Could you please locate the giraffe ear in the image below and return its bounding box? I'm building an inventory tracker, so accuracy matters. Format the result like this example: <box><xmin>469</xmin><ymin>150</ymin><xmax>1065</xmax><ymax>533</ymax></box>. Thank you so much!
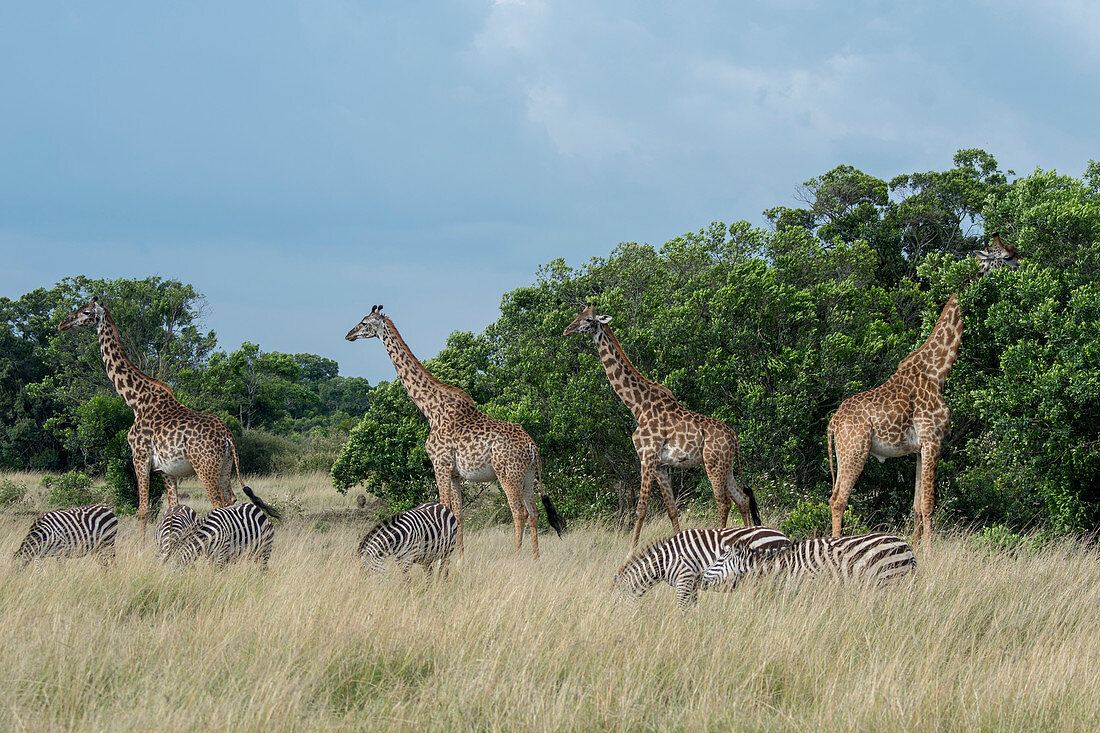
<box><xmin>594</xmin><ymin>314</ymin><xmax>612</xmax><ymax>324</ymax></box>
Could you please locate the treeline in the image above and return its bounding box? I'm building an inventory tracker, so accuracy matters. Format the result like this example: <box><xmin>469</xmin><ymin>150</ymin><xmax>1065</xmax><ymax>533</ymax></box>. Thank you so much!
<box><xmin>333</xmin><ymin>150</ymin><xmax>1100</xmax><ymax>534</ymax></box>
<box><xmin>3</xmin><ymin>150</ymin><xmax>1098</xmax><ymax>534</ymax></box>
<box><xmin>0</xmin><ymin>275</ymin><xmax>370</xmax><ymax>480</ymax></box>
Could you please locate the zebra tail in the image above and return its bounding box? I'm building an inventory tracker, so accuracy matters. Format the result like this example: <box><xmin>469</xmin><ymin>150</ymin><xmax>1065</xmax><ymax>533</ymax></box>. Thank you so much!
<box><xmin>242</xmin><ymin>486</ymin><xmax>282</xmax><ymax>520</ymax></box>
<box><xmin>541</xmin><ymin>495</ymin><xmax>566</xmax><ymax>538</ymax></box>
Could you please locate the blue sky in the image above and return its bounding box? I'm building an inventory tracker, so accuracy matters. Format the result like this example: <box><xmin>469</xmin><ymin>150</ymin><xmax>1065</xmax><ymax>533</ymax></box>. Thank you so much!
<box><xmin>2</xmin><ymin>1</ymin><xmax>1096</xmax><ymax>382</ymax></box>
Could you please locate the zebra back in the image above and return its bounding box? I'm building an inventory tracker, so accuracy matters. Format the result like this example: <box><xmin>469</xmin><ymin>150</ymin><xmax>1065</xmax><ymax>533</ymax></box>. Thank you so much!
<box><xmin>155</xmin><ymin>504</ymin><xmax>199</xmax><ymax>563</ymax></box>
<box><xmin>357</xmin><ymin>502</ymin><xmax>457</xmax><ymax>574</ymax></box>
<box><xmin>773</xmin><ymin>532</ymin><xmax>916</xmax><ymax>584</ymax></box>
<box><xmin>176</xmin><ymin>500</ymin><xmax>275</xmax><ymax>570</ymax></box>
<box><xmin>615</xmin><ymin>526</ymin><xmax>791</xmax><ymax>608</ymax></box>
<box><xmin>14</xmin><ymin>505</ymin><xmax>118</xmax><ymax>567</ymax></box>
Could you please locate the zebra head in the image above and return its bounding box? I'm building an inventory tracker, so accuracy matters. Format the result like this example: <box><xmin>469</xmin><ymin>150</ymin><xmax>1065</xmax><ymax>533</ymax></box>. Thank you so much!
<box><xmin>173</xmin><ymin>529</ymin><xmax>209</xmax><ymax>568</ymax></box>
<box><xmin>12</xmin><ymin>528</ymin><xmax>46</xmax><ymax>568</ymax></box>
<box><xmin>700</xmin><ymin>541</ymin><xmax>756</xmax><ymax>588</ymax></box>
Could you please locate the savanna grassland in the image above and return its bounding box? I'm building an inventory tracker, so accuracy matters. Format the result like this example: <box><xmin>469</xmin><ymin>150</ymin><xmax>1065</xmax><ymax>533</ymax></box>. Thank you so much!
<box><xmin>1</xmin><ymin>473</ymin><xmax>1099</xmax><ymax>732</ymax></box>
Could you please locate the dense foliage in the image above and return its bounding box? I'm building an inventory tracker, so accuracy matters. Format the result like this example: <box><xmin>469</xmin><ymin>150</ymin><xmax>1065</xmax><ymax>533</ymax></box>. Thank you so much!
<box><xmin>334</xmin><ymin>151</ymin><xmax>1100</xmax><ymax>533</ymax></box>
<box><xmin>4</xmin><ymin>151</ymin><xmax>1098</xmax><ymax>533</ymax></box>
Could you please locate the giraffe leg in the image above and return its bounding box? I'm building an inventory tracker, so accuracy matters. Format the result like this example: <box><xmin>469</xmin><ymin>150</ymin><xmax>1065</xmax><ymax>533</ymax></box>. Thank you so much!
<box><xmin>829</xmin><ymin>427</ymin><xmax>871</xmax><ymax>537</ymax></box>
<box><xmin>449</xmin><ymin>473</ymin><xmax>465</xmax><ymax>558</ymax></box>
<box><xmin>632</xmin><ymin>454</ymin><xmax>658</xmax><ymax>550</ymax></box>
<box><xmin>502</xmin><ymin>478</ymin><xmax>527</xmax><ymax>555</ymax></box>
<box><xmin>195</xmin><ymin>462</ymin><xmax>230</xmax><ymax>510</ymax></box>
<box><xmin>914</xmin><ymin>441</ymin><xmax>941</xmax><ymax>548</ymax></box>
<box><xmin>163</xmin><ymin>475</ymin><xmax>180</xmax><ymax>508</ymax></box>
<box><xmin>131</xmin><ymin>448</ymin><xmax>152</xmax><ymax>543</ymax></box>
<box><xmin>654</xmin><ymin>466</ymin><xmax>681</xmax><ymax>535</ymax></box>
<box><xmin>430</xmin><ymin>457</ymin><xmax>461</xmax><ymax>555</ymax></box>
<box><xmin>523</xmin><ymin>482</ymin><xmax>540</xmax><ymax>561</ymax></box>
<box><xmin>701</xmin><ymin>453</ymin><xmax>733</xmax><ymax>527</ymax></box>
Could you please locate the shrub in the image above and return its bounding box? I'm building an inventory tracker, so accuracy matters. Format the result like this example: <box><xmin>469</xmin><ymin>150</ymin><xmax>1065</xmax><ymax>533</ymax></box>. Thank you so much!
<box><xmin>236</xmin><ymin>429</ymin><xmax>300</xmax><ymax>474</ymax></box>
<box><xmin>780</xmin><ymin>499</ymin><xmax>867</xmax><ymax>541</ymax></box>
<box><xmin>43</xmin><ymin>470</ymin><xmax>102</xmax><ymax>507</ymax></box>
<box><xmin>971</xmin><ymin>524</ymin><xmax>1057</xmax><ymax>555</ymax></box>
<box><xmin>0</xmin><ymin>478</ymin><xmax>28</xmax><ymax>506</ymax></box>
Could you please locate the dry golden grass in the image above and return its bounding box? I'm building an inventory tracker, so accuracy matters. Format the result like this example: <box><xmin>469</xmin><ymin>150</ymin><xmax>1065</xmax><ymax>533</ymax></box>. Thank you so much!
<box><xmin>1</xmin><ymin>473</ymin><xmax>1099</xmax><ymax>731</ymax></box>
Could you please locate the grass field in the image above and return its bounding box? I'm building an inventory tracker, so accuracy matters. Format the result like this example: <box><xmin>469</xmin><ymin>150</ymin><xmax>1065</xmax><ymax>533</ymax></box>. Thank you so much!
<box><xmin>1</xmin><ymin>472</ymin><xmax>1099</xmax><ymax>731</ymax></box>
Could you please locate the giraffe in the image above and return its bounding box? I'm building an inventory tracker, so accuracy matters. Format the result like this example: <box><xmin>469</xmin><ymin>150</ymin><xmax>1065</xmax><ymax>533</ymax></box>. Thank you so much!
<box><xmin>345</xmin><ymin>305</ymin><xmax>564</xmax><ymax>558</ymax></box>
<box><xmin>563</xmin><ymin>305</ymin><xmax>760</xmax><ymax>552</ymax></box>
<box><xmin>827</xmin><ymin>235</ymin><xmax>1021</xmax><ymax>546</ymax></box>
<box><xmin>58</xmin><ymin>297</ymin><xmax>246</xmax><ymax>540</ymax></box>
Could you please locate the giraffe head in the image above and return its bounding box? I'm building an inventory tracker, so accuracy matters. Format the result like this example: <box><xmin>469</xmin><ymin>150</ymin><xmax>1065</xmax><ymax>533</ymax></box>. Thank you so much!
<box><xmin>345</xmin><ymin>304</ymin><xmax>387</xmax><ymax>341</ymax></box>
<box><xmin>562</xmin><ymin>304</ymin><xmax>612</xmax><ymax>337</ymax></box>
<box><xmin>976</xmin><ymin>233</ymin><xmax>1020</xmax><ymax>275</ymax></box>
<box><xmin>58</xmin><ymin>296</ymin><xmax>104</xmax><ymax>332</ymax></box>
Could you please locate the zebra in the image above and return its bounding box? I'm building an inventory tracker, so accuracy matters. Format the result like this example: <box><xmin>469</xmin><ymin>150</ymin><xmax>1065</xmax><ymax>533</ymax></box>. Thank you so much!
<box><xmin>175</xmin><ymin>487</ymin><xmax>280</xmax><ymax>570</ymax></box>
<box><xmin>154</xmin><ymin>504</ymin><xmax>199</xmax><ymax>563</ymax></box>
<box><xmin>701</xmin><ymin>531</ymin><xmax>917</xmax><ymax>589</ymax></box>
<box><xmin>357</xmin><ymin>502</ymin><xmax>457</xmax><ymax>580</ymax></box>
<box><xmin>612</xmin><ymin>526</ymin><xmax>791</xmax><ymax>610</ymax></box>
<box><xmin>13</xmin><ymin>505</ymin><xmax>119</xmax><ymax>568</ymax></box>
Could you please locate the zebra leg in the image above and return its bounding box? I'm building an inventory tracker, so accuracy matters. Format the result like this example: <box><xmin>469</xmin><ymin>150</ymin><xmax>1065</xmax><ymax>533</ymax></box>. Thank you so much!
<box><xmin>673</xmin><ymin>566</ymin><xmax>700</xmax><ymax>611</ymax></box>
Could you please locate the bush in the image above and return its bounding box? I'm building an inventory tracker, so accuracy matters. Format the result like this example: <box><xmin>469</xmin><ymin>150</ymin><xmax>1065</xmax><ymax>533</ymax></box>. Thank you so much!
<box><xmin>971</xmin><ymin>524</ymin><xmax>1057</xmax><ymax>555</ymax></box>
<box><xmin>780</xmin><ymin>499</ymin><xmax>867</xmax><ymax>541</ymax></box>
<box><xmin>43</xmin><ymin>470</ymin><xmax>102</xmax><ymax>507</ymax></box>
<box><xmin>236</xmin><ymin>429</ymin><xmax>300</xmax><ymax>474</ymax></box>
<box><xmin>0</xmin><ymin>478</ymin><xmax>27</xmax><ymax>506</ymax></box>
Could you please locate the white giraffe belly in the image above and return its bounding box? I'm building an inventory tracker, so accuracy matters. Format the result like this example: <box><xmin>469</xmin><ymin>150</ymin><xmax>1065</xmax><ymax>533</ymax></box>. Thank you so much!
<box><xmin>658</xmin><ymin>442</ymin><xmax>702</xmax><ymax>468</ymax></box>
<box><xmin>153</xmin><ymin>449</ymin><xmax>195</xmax><ymax>478</ymax></box>
<box><xmin>456</xmin><ymin>461</ymin><xmax>496</xmax><ymax>483</ymax></box>
<box><xmin>869</xmin><ymin>426</ymin><xmax>920</xmax><ymax>461</ymax></box>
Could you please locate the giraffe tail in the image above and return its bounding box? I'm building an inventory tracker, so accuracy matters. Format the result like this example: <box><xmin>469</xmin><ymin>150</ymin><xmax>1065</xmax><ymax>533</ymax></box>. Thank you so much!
<box><xmin>243</xmin><ymin>486</ymin><xmax>282</xmax><ymax>521</ymax></box>
<box><xmin>745</xmin><ymin>486</ymin><xmax>762</xmax><ymax>526</ymax></box>
<box><xmin>542</xmin><ymin>495</ymin><xmax>566</xmax><ymax>538</ymax></box>
<box><xmin>534</xmin><ymin>446</ymin><xmax>566</xmax><ymax>538</ymax></box>
<box><xmin>227</xmin><ymin>436</ymin><xmax>248</xmax><ymax>493</ymax></box>
<box><xmin>734</xmin><ymin>433</ymin><xmax>762</xmax><ymax>525</ymax></box>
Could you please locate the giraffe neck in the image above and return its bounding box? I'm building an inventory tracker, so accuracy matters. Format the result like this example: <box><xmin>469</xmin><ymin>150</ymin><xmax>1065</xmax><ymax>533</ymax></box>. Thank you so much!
<box><xmin>378</xmin><ymin>316</ymin><xmax>473</xmax><ymax>425</ymax></box>
<box><xmin>96</xmin><ymin>308</ymin><xmax>172</xmax><ymax>414</ymax></box>
<box><xmin>592</xmin><ymin>326</ymin><xmax>673</xmax><ymax>422</ymax></box>
<box><xmin>897</xmin><ymin>294</ymin><xmax>962</xmax><ymax>389</ymax></box>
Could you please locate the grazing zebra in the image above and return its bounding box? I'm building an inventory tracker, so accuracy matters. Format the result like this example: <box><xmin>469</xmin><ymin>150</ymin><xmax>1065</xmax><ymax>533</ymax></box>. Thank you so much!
<box><xmin>358</xmin><ymin>502</ymin><xmax>457</xmax><ymax>580</ymax></box>
<box><xmin>702</xmin><ymin>531</ymin><xmax>917</xmax><ymax>589</ymax></box>
<box><xmin>175</xmin><ymin>487</ymin><xmax>280</xmax><ymax>570</ymax></box>
<box><xmin>13</xmin><ymin>505</ymin><xmax>119</xmax><ymax>568</ymax></box>
<box><xmin>155</xmin><ymin>504</ymin><xmax>199</xmax><ymax>563</ymax></box>
<box><xmin>613</xmin><ymin>526</ymin><xmax>791</xmax><ymax>610</ymax></box>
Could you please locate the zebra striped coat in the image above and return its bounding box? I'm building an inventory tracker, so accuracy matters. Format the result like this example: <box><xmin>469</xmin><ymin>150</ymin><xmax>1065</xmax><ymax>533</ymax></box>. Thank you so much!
<box><xmin>613</xmin><ymin>527</ymin><xmax>791</xmax><ymax>610</ymax></box>
<box><xmin>358</xmin><ymin>502</ymin><xmax>457</xmax><ymax>579</ymax></box>
<box><xmin>13</xmin><ymin>505</ymin><xmax>119</xmax><ymax>568</ymax></box>
<box><xmin>155</xmin><ymin>504</ymin><xmax>199</xmax><ymax>563</ymax></box>
<box><xmin>176</xmin><ymin>488</ymin><xmax>279</xmax><ymax>570</ymax></box>
<box><xmin>702</xmin><ymin>531</ymin><xmax>917</xmax><ymax>588</ymax></box>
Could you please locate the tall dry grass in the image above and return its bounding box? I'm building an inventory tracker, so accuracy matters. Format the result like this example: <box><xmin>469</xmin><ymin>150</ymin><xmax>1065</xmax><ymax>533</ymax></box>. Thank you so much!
<box><xmin>1</xmin><ymin>478</ymin><xmax>1098</xmax><ymax>731</ymax></box>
